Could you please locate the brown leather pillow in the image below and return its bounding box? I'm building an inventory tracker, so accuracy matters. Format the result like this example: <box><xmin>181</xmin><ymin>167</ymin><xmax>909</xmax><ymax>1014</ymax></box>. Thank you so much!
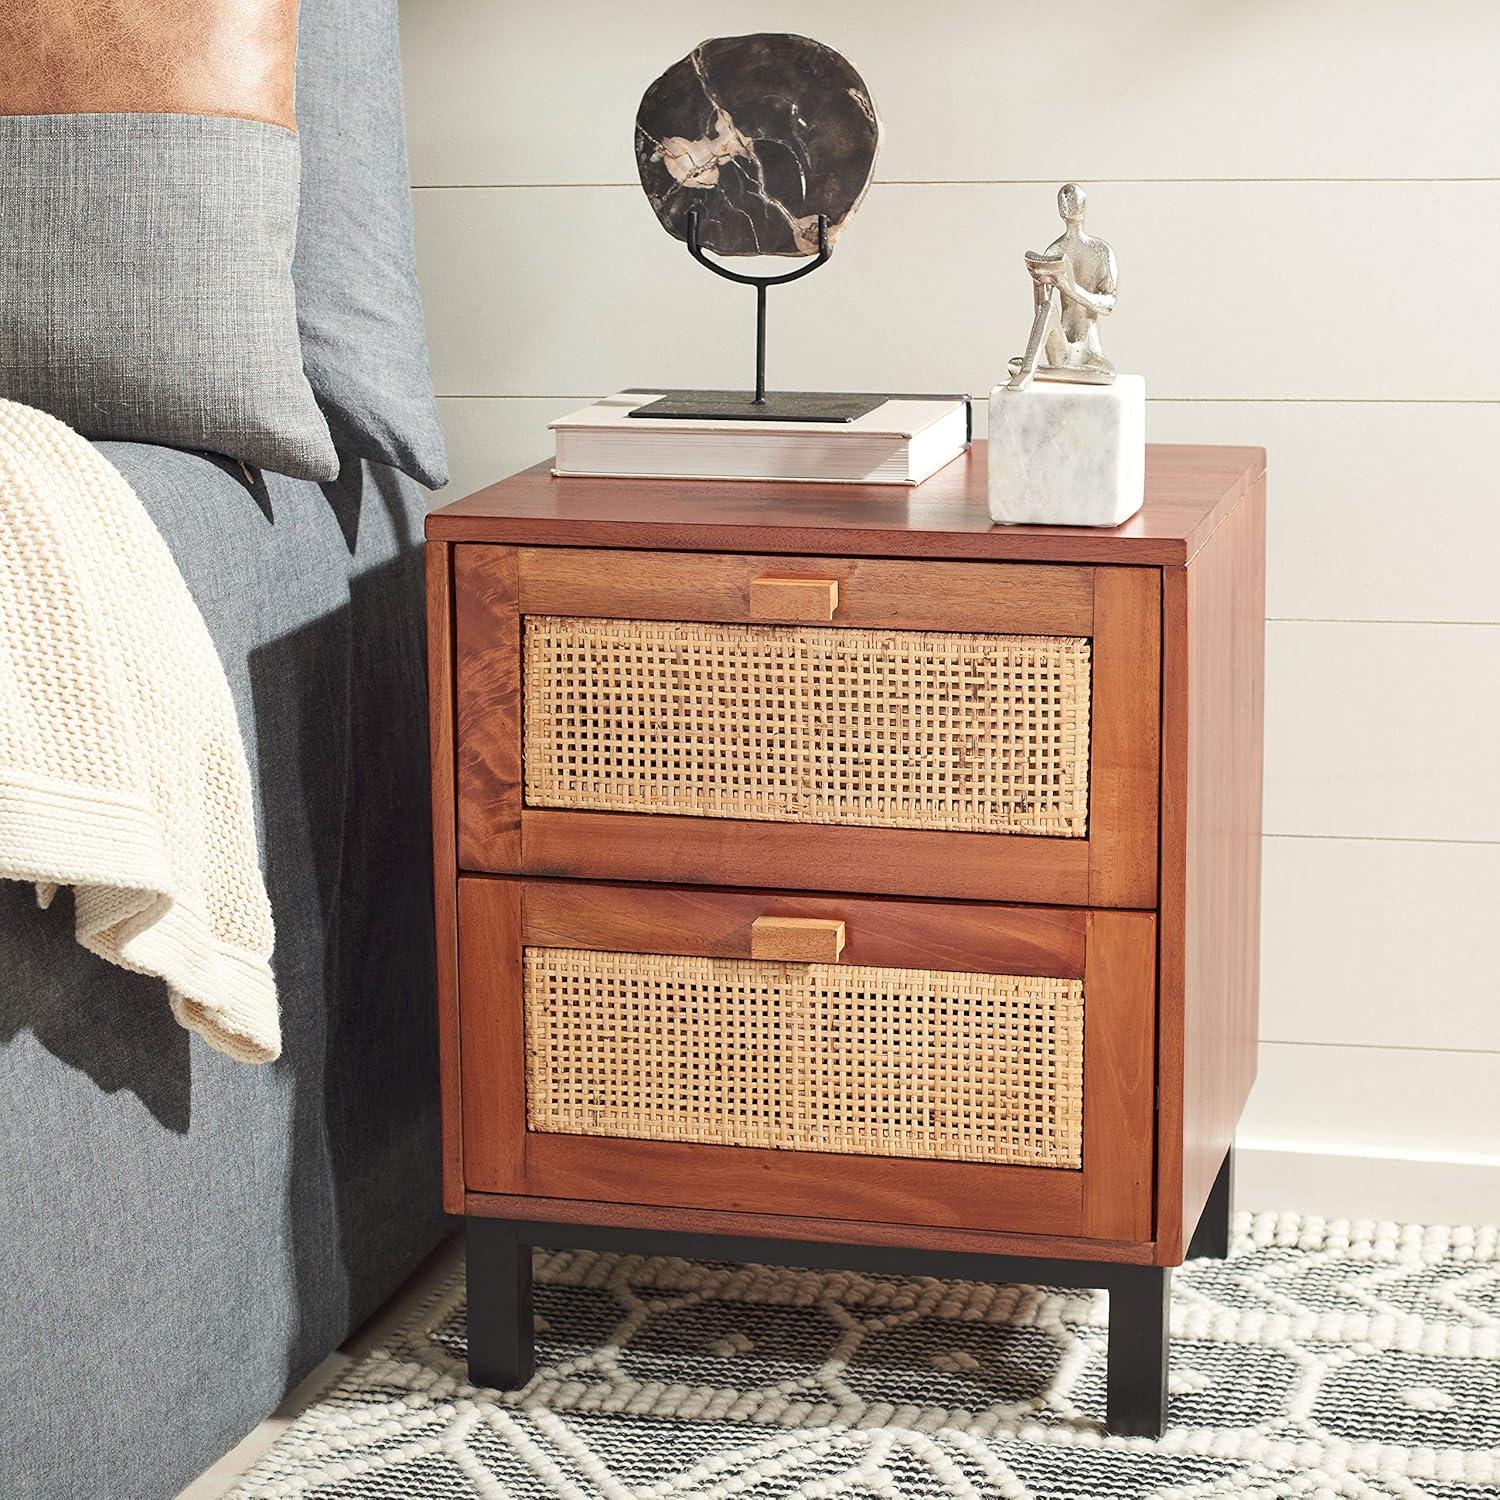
<box><xmin>0</xmin><ymin>0</ymin><xmax>297</xmax><ymax>129</ymax></box>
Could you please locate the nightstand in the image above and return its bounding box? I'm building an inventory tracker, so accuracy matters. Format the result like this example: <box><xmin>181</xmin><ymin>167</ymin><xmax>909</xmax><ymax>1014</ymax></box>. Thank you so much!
<box><xmin>425</xmin><ymin>441</ymin><xmax>1265</xmax><ymax>1437</ymax></box>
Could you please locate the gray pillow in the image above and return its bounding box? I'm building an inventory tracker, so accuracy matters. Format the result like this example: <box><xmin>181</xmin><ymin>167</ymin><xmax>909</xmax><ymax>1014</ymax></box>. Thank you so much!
<box><xmin>0</xmin><ymin>113</ymin><xmax>338</xmax><ymax>482</ymax></box>
<box><xmin>293</xmin><ymin>0</ymin><xmax>449</xmax><ymax>490</ymax></box>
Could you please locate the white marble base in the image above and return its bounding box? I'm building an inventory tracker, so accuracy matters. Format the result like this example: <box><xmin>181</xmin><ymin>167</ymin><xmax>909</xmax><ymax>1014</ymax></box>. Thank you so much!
<box><xmin>987</xmin><ymin>373</ymin><xmax>1146</xmax><ymax>527</ymax></box>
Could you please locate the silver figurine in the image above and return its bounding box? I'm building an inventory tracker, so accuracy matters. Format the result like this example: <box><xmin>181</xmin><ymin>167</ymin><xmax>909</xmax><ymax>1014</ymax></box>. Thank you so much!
<box><xmin>1006</xmin><ymin>183</ymin><xmax>1118</xmax><ymax>391</ymax></box>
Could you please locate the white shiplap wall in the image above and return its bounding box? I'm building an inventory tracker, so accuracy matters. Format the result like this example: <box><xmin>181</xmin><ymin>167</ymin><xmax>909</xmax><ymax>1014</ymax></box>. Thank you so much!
<box><xmin>399</xmin><ymin>0</ymin><xmax>1500</xmax><ymax>1224</ymax></box>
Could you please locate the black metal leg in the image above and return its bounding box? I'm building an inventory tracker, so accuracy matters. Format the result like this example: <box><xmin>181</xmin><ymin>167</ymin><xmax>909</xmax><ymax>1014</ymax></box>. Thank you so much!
<box><xmin>1106</xmin><ymin>1267</ymin><xmax>1170</xmax><ymax>1437</ymax></box>
<box><xmin>1187</xmin><ymin>1145</ymin><xmax>1235</xmax><ymax>1261</ymax></box>
<box><xmin>465</xmin><ymin>1217</ymin><xmax>535</xmax><ymax>1389</ymax></box>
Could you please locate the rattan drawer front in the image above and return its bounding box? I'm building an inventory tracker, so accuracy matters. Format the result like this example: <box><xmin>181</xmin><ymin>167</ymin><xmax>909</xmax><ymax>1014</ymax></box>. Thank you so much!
<box><xmin>523</xmin><ymin>945</ymin><xmax>1085</xmax><ymax>1168</ymax></box>
<box><xmin>523</xmin><ymin>616</ymin><xmax>1092</xmax><ymax>837</ymax></box>
<box><xmin>454</xmin><ymin>547</ymin><xmax>1161</xmax><ymax>906</ymax></box>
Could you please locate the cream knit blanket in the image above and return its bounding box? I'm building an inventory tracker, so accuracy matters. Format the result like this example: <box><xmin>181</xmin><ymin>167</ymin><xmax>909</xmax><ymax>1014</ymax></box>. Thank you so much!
<box><xmin>0</xmin><ymin>401</ymin><xmax>279</xmax><ymax>1062</ymax></box>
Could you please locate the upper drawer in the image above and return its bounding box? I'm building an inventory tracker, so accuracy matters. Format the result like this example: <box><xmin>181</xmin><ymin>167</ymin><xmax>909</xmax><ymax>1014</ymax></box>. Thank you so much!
<box><xmin>452</xmin><ymin>546</ymin><xmax>1159</xmax><ymax>906</ymax></box>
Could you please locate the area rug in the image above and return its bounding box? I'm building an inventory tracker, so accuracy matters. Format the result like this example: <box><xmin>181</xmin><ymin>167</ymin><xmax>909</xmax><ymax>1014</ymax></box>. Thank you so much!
<box><xmin>233</xmin><ymin>1213</ymin><xmax>1498</xmax><ymax>1499</ymax></box>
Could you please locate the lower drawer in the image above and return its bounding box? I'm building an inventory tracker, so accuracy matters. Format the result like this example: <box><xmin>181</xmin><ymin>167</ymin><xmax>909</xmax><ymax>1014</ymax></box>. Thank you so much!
<box><xmin>457</xmin><ymin>878</ymin><xmax>1155</xmax><ymax>1242</ymax></box>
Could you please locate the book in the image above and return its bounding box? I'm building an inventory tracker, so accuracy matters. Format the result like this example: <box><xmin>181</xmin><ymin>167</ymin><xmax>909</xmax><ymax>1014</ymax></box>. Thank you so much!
<box><xmin>549</xmin><ymin>392</ymin><xmax>971</xmax><ymax>486</ymax></box>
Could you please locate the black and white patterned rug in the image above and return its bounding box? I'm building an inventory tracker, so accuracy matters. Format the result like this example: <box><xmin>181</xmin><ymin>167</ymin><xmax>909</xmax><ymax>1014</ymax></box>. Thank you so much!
<box><xmin>234</xmin><ymin>1214</ymin><xmax>1499</xmax><ymax>1498</ymax></box>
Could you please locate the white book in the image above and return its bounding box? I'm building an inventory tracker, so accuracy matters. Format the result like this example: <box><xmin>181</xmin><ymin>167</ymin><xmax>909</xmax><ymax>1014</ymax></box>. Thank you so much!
<box><xmin>550</xmin><ymin>392</ymin><xmax>971</xmax><ymax>486</ymax></box>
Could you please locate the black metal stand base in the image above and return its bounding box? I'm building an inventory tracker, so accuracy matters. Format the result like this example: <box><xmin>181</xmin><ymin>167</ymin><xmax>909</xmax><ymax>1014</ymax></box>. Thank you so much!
<box><xmin>629</xmin><ymin>389</ymin><xmax>888</xmax><ymax>423</ymax></box>
<box><xmin>465</xmin><ymin>1215</ymin><xmax>1176</xmax><ymax>1437</ymax></box>
<box><xmin>1186</xmin><ymin>1147</ymin><xmax>1235</xmax><ymax>1261</ymax></box>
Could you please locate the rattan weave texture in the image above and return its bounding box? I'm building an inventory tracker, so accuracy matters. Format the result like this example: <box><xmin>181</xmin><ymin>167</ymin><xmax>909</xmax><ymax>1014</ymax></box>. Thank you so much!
<box><xmin>524</xmin><ymin>946</ymin><xmax>1086</xmax><ymax>1167</ymax></box>
<box><xmin>523</xmin><ymin>616</ymin><xmax>1091</xmax><ymax>836</ymax></box>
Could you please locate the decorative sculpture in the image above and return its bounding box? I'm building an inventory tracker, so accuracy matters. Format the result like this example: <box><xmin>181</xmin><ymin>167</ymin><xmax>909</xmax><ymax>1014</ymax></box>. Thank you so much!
<box><xmin>630</xmin><ymin>34</ymin><xmax>885</xmax><ymax>422</ymax></box>
<box><xmin>1007</xmin><ymin>184</ymin><xmax>1118</xmax><ymax>391</ymax></box>
<box><xmin>990</xmin><ymin>183</ymin><xmax>1145</xmax><ymax>527</ymax></box>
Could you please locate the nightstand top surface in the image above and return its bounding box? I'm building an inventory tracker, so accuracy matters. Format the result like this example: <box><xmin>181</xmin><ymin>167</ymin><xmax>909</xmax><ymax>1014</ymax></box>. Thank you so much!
<box><xmin>426</xmin><ymin>441</ymin><xmax>1264</xmax><ymax>566</ymax></box>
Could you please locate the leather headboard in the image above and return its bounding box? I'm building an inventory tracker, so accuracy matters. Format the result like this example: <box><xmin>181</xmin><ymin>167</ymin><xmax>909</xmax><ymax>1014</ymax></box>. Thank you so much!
<box><xmin>0</xmin><ymin>0</ymin><xmax>299</xmax><ymax>131</ymax></box>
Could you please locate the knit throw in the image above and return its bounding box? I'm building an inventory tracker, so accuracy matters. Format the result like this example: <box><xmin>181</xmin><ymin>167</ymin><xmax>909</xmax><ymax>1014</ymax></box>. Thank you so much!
<box><xmin>0</xmin><ymin>400</ymin><xmax>278</xmax><ymax>1061</ymax></box>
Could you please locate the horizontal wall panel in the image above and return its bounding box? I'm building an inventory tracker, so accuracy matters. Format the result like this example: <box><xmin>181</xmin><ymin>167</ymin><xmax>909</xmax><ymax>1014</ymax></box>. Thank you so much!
<box><xmin>1260</xmin><ymin>837</ymin><xmax>1500</xmax><ymax>1052</ymax></box>
<box><xmin>1240</xmin><ymin>1042</ymin><xmax>1500</xmax><ymax>1160</ymax></box>
<box><xmin>413</xmin><ymin>183</ymin><xmax>1500</xmax><ymax>403</ymax></box>
<box><xmin>1264</xmin><ymin>621</ymin><xmax>1500</xmax><ymax>842</ymax></box>
<box><xmin>1149</xmin><ymin>402</ymin><xmax>1500</xmax><ymax>625</ymax></box>
<box><xmin>400</xmin><ymin>0</ymin><xmax>1500</xmax><ymax>185</ymax></box>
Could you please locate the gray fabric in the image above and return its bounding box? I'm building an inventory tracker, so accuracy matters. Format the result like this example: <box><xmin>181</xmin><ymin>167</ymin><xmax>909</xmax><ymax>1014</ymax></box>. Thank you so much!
<box><xmin>0</xmin><ymin>114</ymin><xmax>338</xmax><ymax>481</ymax></box>
<box><xmin>293</xmin><ymin>0</ymin><xmax>449</xmax><ymax>489</ymax></box>
<box><xmin>0</xmin><ymin>444</ymin><xmax>446</xmax><ymax>1500</ymax></box>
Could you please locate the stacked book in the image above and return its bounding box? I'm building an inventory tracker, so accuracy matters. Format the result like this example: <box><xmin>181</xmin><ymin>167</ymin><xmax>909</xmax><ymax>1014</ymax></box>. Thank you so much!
<box><xmin>550</xmin><ymin>391</ymin><xmax>971</xmax><ymax>486</ymax></box>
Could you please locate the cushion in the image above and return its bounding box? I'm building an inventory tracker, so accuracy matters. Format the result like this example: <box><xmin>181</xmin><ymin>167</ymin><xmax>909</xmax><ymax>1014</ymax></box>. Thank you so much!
<box><xmin>292</xmin><ymin>0</ymin><xmax>449</xmax><ymax>489</ymax></box>
<box><xmin>0</xmin><ymin>1</ymin><xmax>338</xmax><ymax>481</ymax></box>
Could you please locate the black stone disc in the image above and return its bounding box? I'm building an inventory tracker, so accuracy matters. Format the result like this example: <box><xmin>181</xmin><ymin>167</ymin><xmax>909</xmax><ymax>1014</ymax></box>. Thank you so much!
<box><xmin>634</xmin><ymin>33</ymin><xmax>881</xmax><ymax>258</ymax></box>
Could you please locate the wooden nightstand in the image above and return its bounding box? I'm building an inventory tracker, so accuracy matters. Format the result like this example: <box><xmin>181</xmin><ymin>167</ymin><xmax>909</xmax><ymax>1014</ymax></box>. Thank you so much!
<box><xmin>425</xmin><ymin>441</ymin><xmax>1265</xmax><ymax>1437</ymax></box>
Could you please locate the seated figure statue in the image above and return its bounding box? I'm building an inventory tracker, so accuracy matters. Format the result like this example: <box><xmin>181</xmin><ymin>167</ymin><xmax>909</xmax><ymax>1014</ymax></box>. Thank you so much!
<box><xmin>1036</xmin><ymin>183</ymin><xmax>1116</xmax><ymax>374</ymax></box>
<box><xmin>1011</xmin><ymin>183</ymin><xmax>1118</xmax><ymax>387</ymax></box>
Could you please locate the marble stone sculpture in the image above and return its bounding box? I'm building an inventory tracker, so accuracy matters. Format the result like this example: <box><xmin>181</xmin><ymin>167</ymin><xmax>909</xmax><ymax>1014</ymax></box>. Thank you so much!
<box><xmin>990</xmin><ymin>184</ymin><xmax>1146</xmax><ymax>528</ymax></box>
<box><xmin>634</xmin><ymin>34</ymin><xmax>881</xmax><ymax>257</ymax></box>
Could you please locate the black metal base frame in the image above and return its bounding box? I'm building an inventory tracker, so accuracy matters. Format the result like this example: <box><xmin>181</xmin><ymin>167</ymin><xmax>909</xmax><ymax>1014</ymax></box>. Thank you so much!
<box><xmin>466</xmin><ymin>1146</ymin><xmax>1236</xmax><ymax>1441</ymax></box>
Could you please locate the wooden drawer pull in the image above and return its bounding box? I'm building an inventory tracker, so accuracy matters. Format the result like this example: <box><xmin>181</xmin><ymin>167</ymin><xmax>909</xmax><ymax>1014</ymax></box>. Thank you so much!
<box><xmin>748</xmin><ymin>577</ymin><xmax>839</xmax><ymax>622</ymax></box>
<box><xmin>750</xmin><ymin>916</ymin><xmax>846</xmax><ymax>963</ymax></box>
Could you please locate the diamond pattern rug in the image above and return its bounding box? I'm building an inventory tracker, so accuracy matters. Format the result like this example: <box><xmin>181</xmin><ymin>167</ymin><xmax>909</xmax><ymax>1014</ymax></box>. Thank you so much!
<box><xmin>233</xmin><ymin>1213</ymin><xmax>1499</xmax><ymax>1498</ymax></box>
